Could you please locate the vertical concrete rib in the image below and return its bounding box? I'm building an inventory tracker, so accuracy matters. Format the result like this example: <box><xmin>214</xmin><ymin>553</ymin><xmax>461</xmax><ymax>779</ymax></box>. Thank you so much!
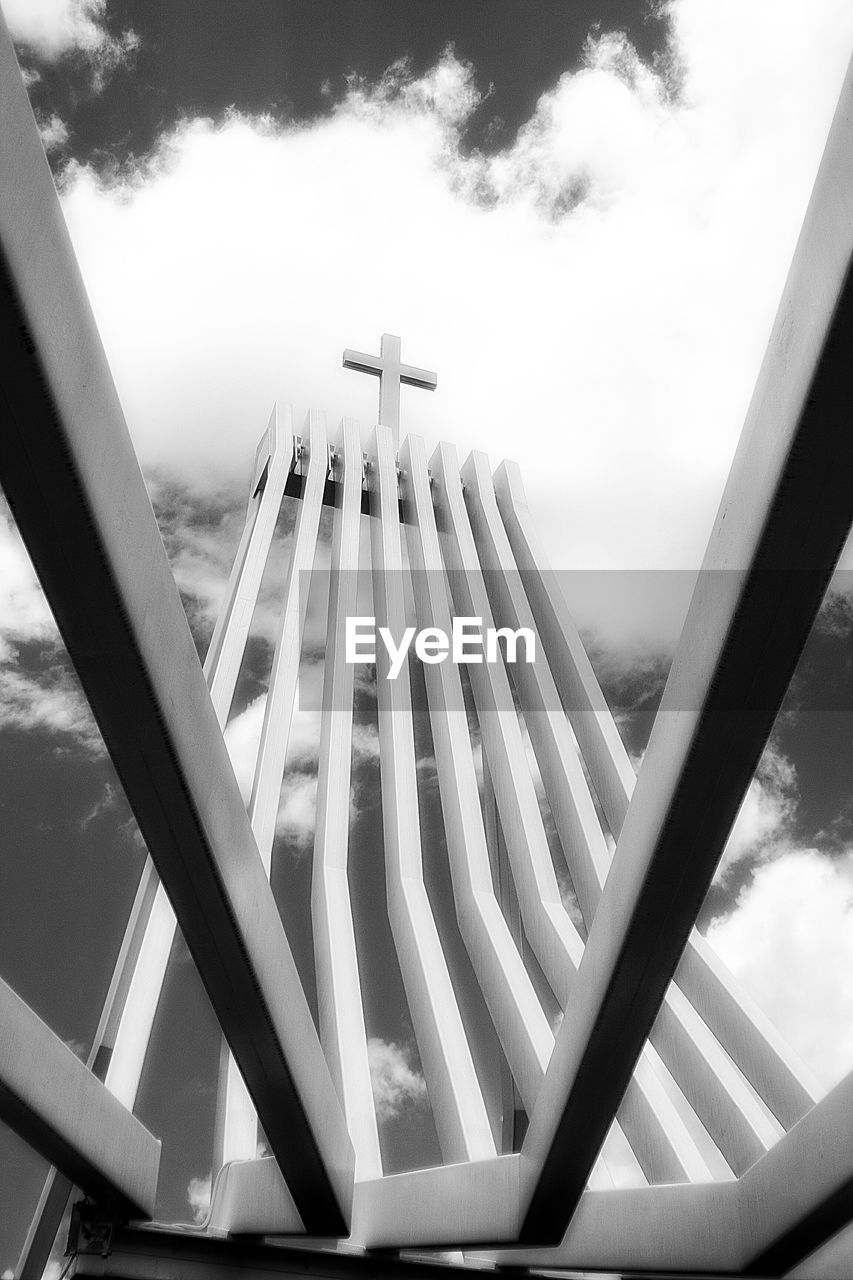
<box><xmin>217</xmin><ymin>409</ymin><xmax>328</xmax><ymax>1168</ymax></box>
<box><xmin>465</xmin><ymin>449</ymin><xmax>776</xmax><ymax>1175</ymax></box>
<box><xmin>461</xmin><ymin>450</ymin><xmax>610</xmax><ymax>931</ymax></box>
<box><xmin>206</xmin><ymin>405</ymin><xmax>295</xmax><ymax>724</ymax></box>
<box><xmin>431</xmin><ymin>443</ymin><xmax>582</xmax><ymax>1004</ymax></box>
<box><xmin>431</xmin><ymin>440</ymin><xmax>709</xmax><ymax>1186</ymax></box>
<box><xmin>111</xmin><ymin>410</ymin><xmax>295</xmax><ymax>1128</ymax></box>
<box><xmin>249</xmin><ymin>409</ymin><xmax>328</xmax><ymax>868</ymax></box>
<box><xmin>493</xmin><ymin>458</ymin><xmax>820</xmax><ymax>1134</ymax></box>
<box><xmin>18</xmin><ymin>413</ymin><xmax>292</xmax><ymax>1280</ymax></box>
<box><xmin>311</xmin><ymin>418</ymin><xmax>382</xmax><ymax>1181</ymax></box>
<box><xmin>400</xmin><ymin>433</ymin><xmax>553</xmax><ymax>1115</ymax></box>
<box><xmin>108</xmin><ymin>406</ymin><xmax>294</xmax><ymax>1119</ymax></box>
<box><xmin>368</xmin><ymin>424</ymin><xmax>495</xmax><ymax>1164</ymax></box>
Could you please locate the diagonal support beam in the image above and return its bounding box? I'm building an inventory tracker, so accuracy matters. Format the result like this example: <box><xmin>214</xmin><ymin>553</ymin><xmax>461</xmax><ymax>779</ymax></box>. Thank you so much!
<box><xmin>493</xmin><ymin>456</ymin><xmax>821</xmax><ymax>1135</ymax></box>
<box><xmin>519</xmin><ymin>50</ymin><xmax>853</xmax><ymax>1244</ymax></box>
<box><xmin>21</xmin><ymin>409</ymin><xmax>296</xmax><ymax>1280</ymax></box>
<box><xmin>0</xmin><ymin>976</ymin><xmax>160</xmax><ymax>1217</ymax></box>
<box><xmin>0</xmin><ymin>17</ymin><xmax>353</xmax><ymax>1235</ymax></box>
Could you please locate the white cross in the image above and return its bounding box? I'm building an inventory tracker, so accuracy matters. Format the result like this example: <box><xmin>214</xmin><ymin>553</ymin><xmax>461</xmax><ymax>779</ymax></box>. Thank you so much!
<box><xmin>342</xmin><ymin>333</ymin><xmax>437</xmax><ymax>449</ymax></box>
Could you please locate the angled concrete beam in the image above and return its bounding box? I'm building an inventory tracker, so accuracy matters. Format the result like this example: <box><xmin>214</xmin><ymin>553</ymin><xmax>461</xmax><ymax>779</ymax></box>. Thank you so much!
<box><xmin>740</xmin><ymin>1069</ymin><xmax>853</xmax><ymax>1275</ymax></box>
<box><xmin>494</xmin><ymin>457</ymin><xmax>821</xmax><ymax>1134</ymax></box>
<box><xmin>465</xmin><ymin>448</ymin><xmax>775</xmax><ymax>1180</ymax></box>
<box><xmin>520</xmin><ymin>51</ymin><xmax>853</xmax><ymax>1243</ymax></box>
<box><xmin>0</xmin><ymin>19</ymin><xmax>353</xmax><ymax>1235</ymax></box>
<box><xmin>466</xmin><ymin>446</ymin><xmax>784</xmax><ymax>1178</ymax></box>
<box><xmin>215</xmin><ymin>1071</ymin><xmax>853</xmax><ymax>1267</ymax></box>
<box><xmin>478</xmin><ymin>1180</ymin><xmax>742</xmax><ymax>1274</ymax></box>
<box><xmin>21</xmin><ymin>409</ymin><xmax>297</xmax><ymax>1280</ymax></box>
<box><xmin>71</xmin><ymin>1226</ymin><xmax>498</xmax><ymax>1280</ymax></box>
<box><xmin>0</xmin><ymin>976</ymin><xmax>160</xmax><ymax>1217</ymax></box>
<box><xmin>786</xmin><ymin>1221</ymin><xmax>853</xmax><ymax>1279</ymax></box>
<box><xmin>207</xmin><ymin>1150</ymin><xmax>522</xmax><ymax>1245</ymax></box>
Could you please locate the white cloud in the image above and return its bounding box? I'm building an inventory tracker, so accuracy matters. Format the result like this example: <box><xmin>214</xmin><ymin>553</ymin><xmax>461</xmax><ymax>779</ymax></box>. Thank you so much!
<box><xmin>49</xmin><ymin>1</ymin><xmax>853</xmax><ymax>634</ymax></box>
<box><xmin>224</xmin><ymin>695</ymin><xmax>322</xmax><ymax>797</ymax></box>
<box><xmin>0</xmin><ymin>506</ymin><xmax>103</xmax><ymax>750</ymax></box>
<box><xmin>3</xmin><ymin>1269</ymin><xmax>14</xmax><ymax>1279</ymax></box>
<box><xmin>351</xmin><ymin>720</ymin><xmax>380</xmax><ymax>762</ymax></box>
<box><xmin>36</xmin><ymin>110</ymin><xmax>69</xmax><ymax>153</ymax></box>
<box><xmin>80</xmin><ymin>780</ymin><xmax>117</xmax><ymax>828</ymax></box>
<box><xmin>706</xmin><ymin>850</ymin><xmax>853</xmax><ymax>1089</ymax></box>
<box><xmin>367</xmin><ymin>1036</ymin><xmax>428</xmax><ymax>1122</ymax></box>
<box><xmin>0</xmin><ymin>507</ymin><xmax>59</xmax><ymax>660</ymax></box>
<box><xmin>0</xmin><ymin>664</ymin><xmax>103</xmax><ymax>751</ymax></box>
<box><xmin>223</xmin><ymin>694</ymin><xmax>266</xmax><ymax>800</ymax></box>
<box><xmin>714</xmin><ymin>746</ymin><xmax>797</xmax><ymax>881</ymax></box>
<box><xmin>3</xmin><ymin>0</ymin><xmax>139</xmax><ymax>89</ymax></box>
<box><xmin>186</xmin><ymin>1173</ymin><xmax>211</xmax><ymax>1225</ymax></box>
<box><xmin>223</xmin><ymin>691</ymin><xmax>381</xmax><ymax>850</ymax></box>
<box><xmin>276</xmin><ymin>771</ymin><xmax>317</xmax><ymax>849</ymax></box>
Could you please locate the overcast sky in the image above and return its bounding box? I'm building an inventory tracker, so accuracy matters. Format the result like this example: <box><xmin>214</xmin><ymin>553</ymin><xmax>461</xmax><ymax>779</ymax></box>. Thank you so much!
<box><xmin>1</xmin><ymin>0</ymin><xmax>853</xmax><ymax>1265</ymax></box>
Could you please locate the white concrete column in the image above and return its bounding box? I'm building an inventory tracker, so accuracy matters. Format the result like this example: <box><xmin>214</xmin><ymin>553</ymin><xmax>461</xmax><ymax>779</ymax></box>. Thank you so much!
<box><xmin>431</xmin><ymin>440</ymin><xmax>712</xmax><ymax>1186</ymax></box>
<box><xmin>217</xmin><ymin>409</ymin><xmax>328</xmax><ymax>1168</ymax></box>
<box><xmin>369</xmin><ymin>424</ymin><xmax>495</xmax><ymax>1165</ymax></box>
<box><xmin>462</xmin><ymin>449</ymin><xmax>610</xmax><ymax>927</ymax></box>
<box><xmin>311</xmin><ymin>418</ymin><xmax>382</xmax><ymax>1181</ymax></box>
<box><xmin>400</xmin><ymin>432</ymin><xmax>553</xmax><ymax>1116</ymax></box>
<box><xmin>248</xmin><ymin>409</ymin><xmax>328</xmax><ymax>868</ymax></box>
<box><xmin>206</xmin><ymin>404</ymin><xmax>295</xmax><ymax>723</ymax></box>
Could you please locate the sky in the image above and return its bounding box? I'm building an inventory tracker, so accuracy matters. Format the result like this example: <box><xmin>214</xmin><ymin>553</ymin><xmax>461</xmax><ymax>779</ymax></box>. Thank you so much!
<box><xmin>1</xmin><ymin>0</ymin><xmax>853</xmax><ymax>1266</ymax></box>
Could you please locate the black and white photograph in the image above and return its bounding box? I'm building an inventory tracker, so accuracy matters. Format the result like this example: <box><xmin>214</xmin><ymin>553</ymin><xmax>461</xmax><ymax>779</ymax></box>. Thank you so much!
<box><xmin>1</xmin><ymin>2</ymin><xmax>853</xmax><ymax>1277</ymax></box>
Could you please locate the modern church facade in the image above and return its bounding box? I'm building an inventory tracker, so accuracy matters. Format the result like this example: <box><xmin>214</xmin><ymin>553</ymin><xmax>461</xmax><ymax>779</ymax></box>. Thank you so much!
<box><xmin>2</xmin><ymin>10</ymin><xmax>853</xmax><ymax>1278</ymax></box>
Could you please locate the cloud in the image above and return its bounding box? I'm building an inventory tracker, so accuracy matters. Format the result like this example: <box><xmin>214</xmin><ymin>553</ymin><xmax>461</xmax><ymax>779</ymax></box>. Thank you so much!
<box><xmin>48</xmin><ymin>0</ymin><xmax>853</xmax><ymax>621</ymax></box>
<box><xmin>3</xmin><ymin>0</ymin><xmax>139</xmax><ymax>90</ymax></box>
<box><xmin>367</xmin><ymin>1036</ymin><xmax>428</xmax><ymax>1122</ymax></box>
<box><xmin>0</xmin><ymin>663</ymin><xmax>102</xmax><ymax>752</ymax></box>
<box><xmin>276</xmin><ymin>771</ymin><xmax>318</xmax><ymax>849</ymax></box>
<box><xmin>0</xmin><ymin>506</ymin><xmax>59</xmax><ymax>660</ymax></box>
<box><xmin>186</xmin><ymin>1173</ymin><xmax>211</xmax><ymax>1226</ymax></box>
<box><xmin>224</xmin><ymin>695</ymin><xmax>267</xmax><ymax>799</ymax></box>
<box><xmin>224</xmin><ymin>695</ymin><xmax>322</xmax><ymax>794</ymax></box>
<box><xmin>351</xmin><ymin>720</ymin><xmax>380</xmax><ymax>762</ymax></box>
<box><xmin>80</xmin><ymin>781</ymin><xmax>117</xmax><ymax>829</ymax></box>
<box><xmin>714</xmin><ymin>745</ymin><xmax>797</xmax><ymax>881</ymax></box>
<box><xmin>36</xmin><ymin>110</ymin><xmax>69</xmax><ymax>153</ymax></box>
<box><xmin>223</xmin><ymin>690</ymin><xmax>379</xmax><ymax>850</ymax></box>
<box><xmin>706</xmin><ymin>850</ymin><xmax>853</xmax><ymax>1090</ymax></box>
<box><xmin>0</xmin><ymin>506</ymin><xmax>104</xmax><ymax>750</ymax></box>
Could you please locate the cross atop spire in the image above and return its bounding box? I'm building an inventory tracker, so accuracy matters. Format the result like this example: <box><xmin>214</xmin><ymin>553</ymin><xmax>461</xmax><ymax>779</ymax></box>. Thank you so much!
<box><xmin>342</xmin><ymin>333</ymin><xmax>436</xmax><ymax>449</ymax></box>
